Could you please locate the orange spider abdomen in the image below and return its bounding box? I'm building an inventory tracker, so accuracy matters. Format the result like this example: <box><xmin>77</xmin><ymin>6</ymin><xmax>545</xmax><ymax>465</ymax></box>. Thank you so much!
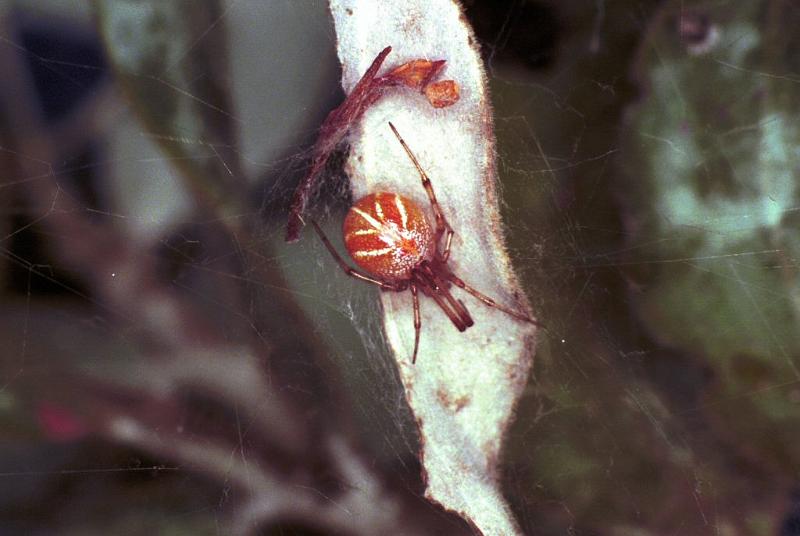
<box><xmin>343</xmin><ymin>192</ymin><xmax>434</xmax><ymax>281</ymax></box>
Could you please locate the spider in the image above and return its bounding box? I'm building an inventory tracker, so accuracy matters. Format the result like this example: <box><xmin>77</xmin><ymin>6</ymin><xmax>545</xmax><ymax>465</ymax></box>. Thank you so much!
<box><xmin>311</xmin><ymin>122</ymin><xmax>536</xmax><ymax>363</ymax></box>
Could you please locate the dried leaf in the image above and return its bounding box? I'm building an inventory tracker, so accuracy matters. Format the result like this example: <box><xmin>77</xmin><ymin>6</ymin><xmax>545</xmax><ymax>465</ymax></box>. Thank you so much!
<box><xmin>424</xmin><ymin>79</ymin><xmax>460</xmax><ymax>108</ymax></box>
<box><xmin>328</xmin><ymin>1</ymin><xmax>537</xmax><ymax>533</ymax></box>
<box><xmin>286</xmin><ymin>48</ymin><xmax>459</xmax><ymax>242</ymax></box>
<box><xmin>286</xmin><ymin>46</ymin><xmax>393</xmax><ymax>242</ymax></box>
<box><xmin>384</xmin><ymin>58</ymin><xmax>446</xmax><ymax>89</ymax></box>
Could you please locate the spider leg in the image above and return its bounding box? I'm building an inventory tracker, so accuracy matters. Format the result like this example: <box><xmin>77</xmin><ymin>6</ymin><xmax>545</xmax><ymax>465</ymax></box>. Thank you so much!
<box><xmin>447</xmin><ymin>272</ymin><xmax>539</xmax><ymax>325</ymax></box>
<box><xmin>422</xmin><ymin>265</ymin><xmax>475</xmax><ymax>329</ymax></box>
<box><xmin>311</xmin><ymin>220</ymin><xmax>403</xmax><ymax>291</ymax></box>
<box><xmin>417</xmin><ymin>278</ymin><xmax>467</xmax><ymax>331</ymax></box>
<box><xmin>449</xmin><ymin>292</ymin><xmax>474</xmax><ymax>328</ymax></box>
<box><xmin>387</xmin><ymin>122</ymin><xmax>455</xmax><ymax>261</ymax></box>
<box><xmin>439</xmin><ymin>224</ymin><xmax>455</xmax><ymax>262</ymax></box>
<box><xmin>414</xmin><ymin>270</ymin><xmax>472</xmax><ymax>332</ymax></box>
<box><xmin>411</xmin><ymin>284</ymin><xmax>421</xmax><ymax>364</ymax></box>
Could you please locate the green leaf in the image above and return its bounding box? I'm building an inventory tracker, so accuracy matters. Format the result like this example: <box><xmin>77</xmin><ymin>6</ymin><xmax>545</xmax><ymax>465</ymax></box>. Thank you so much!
<box><xmin>622</xmin><ymin>0</ymin><xmax>800</xmax><ymax>464</ymax></box>
<box><xmin>94</xmin><ymin>0</ymin><xmax>242</xmax><ymax>214</ymax></box>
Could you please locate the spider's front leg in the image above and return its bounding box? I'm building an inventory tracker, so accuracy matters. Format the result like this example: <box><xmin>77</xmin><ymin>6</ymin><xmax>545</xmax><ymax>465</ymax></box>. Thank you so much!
<box><xmin>447</xmin><ymin>271</ymin><xmax>538</xmax><ymax>325</ymax></box>
<box><xmin>410</xmin><ymin>284</ymin><xmax>421</xmax><ymax>363</ymax></box>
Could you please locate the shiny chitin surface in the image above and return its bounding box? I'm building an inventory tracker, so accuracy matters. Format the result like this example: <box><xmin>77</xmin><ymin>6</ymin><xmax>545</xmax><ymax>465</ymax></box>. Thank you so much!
<box><xmin>343</xmin><ymin>192</ymin><xmax>434</xmax><ymax>280</ymax></box>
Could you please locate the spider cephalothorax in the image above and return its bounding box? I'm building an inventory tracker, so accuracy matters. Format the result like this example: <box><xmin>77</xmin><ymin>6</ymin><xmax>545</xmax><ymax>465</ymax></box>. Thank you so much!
<box><xmin>312</xmin><ymin>122</ymin><xmax>535</xmax><ymax>363</ymax></box>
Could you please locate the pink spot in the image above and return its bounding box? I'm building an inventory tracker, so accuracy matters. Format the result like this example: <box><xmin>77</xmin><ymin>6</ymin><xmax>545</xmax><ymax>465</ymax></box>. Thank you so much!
<box><xmin>37</xmin><ymin>402</ymin><xmax>88</xmax><ymax>442</ymax></box>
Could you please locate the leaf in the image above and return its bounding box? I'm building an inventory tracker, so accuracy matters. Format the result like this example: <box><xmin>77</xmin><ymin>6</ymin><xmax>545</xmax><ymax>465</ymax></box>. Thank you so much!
<box><xmin>93</xmin><ymin>0</ymin><xmax>242</xmax><ymax>212</ymax></box>
<box><xmin>285</xmin><ymin>47</ymin><xmax>458</xmax><ymax>242</ymax></box>
<box><xmin>622</xmin><ymin>0</ymin><xmax>800</xmax><ymax>468</ymax></box>
<box><xmin>326</xmin><ymin>1</ymin><xmax>538</xmax><ymax>533</ymax></box>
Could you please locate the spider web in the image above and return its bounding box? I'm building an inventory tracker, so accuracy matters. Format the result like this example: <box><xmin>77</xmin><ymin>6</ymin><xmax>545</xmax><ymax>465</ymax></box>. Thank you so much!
<box><xmin>1</xmin><ymin>0</ymin><xmax>798</xmax><ymax>535</ymax></box>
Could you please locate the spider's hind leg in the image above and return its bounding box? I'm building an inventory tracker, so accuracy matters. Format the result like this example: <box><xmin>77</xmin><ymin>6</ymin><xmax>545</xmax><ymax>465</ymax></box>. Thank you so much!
<box><xmin>387</xmin><ymin>122</ymin><xmax>455</xmax><ymax>261</ymax></box>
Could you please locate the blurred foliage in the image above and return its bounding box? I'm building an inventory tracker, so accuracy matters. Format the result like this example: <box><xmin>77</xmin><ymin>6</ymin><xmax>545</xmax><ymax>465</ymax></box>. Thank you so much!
<box><xmin>94</xmin><ymin>0</ymin><xmax>343</xmax><ymax>422</ymax></box>
<box><xmin>494</xmin><ymin>0</ymin><xmax>800</xmax><ymax>534</ymax></box>
<box><xmin>94</xmin><ymin>0</ymin><xmax>243</xmax><ymax>214</ymax></box>
<box><xmin>622</xmin><ymin>0</ymin><xmax>800</xmax><ymax>477</ymax></box>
